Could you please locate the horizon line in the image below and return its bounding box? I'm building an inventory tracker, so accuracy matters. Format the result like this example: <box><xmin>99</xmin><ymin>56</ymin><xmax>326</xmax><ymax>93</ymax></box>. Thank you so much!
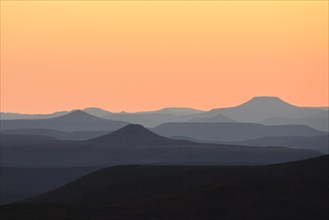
<box><xmin>1</xmin><ymin>96</ymin><xmax>329</xmax><ymax>115</ymax></box>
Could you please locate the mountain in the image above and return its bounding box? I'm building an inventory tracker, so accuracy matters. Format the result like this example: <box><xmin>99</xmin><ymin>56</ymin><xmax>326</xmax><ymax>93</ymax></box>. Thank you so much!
<box><xmin>0</xmin><ymin>107</ymin><xmax>203</xmax><ymax>123</ymax></box>
<box><xmin>189</xmin><ymin>114</ymin><xmax>235</xmax><ymax>123</ymax></box>
<box><xmin>0</xmin><ymin>111</ymin><xmax>128</xmax><ymax>132</ymax></box>
<box><xmin>138</xmin><ymin>107</ymin><xmax>204</xmax><ymax>115</ymax></box>
<box><xmin>153</xmin><ymin>122</ymin><xmax>327</xmax><ymax>142</ymax></box>
<box><xmin>200</xmin><ymin>96</ymin><xmax>328</xmax><ymax>124</ymax></box>
<box><xmin>88</xmin><ymin>124</ymin><xmax>171</xmax><ymax>144</ymax></box>
<box><xmin>101</xmin><ymin>112</ymin><xmax>190</xmax><ymax>128</ymax></box>
<box><xmin>4</xmin><ymin>156</ymin><xmax>326</xmax><ymax>220</ymax></box>
<box><xmin>0</xmin><ymin>166</ymin><xmax>98</xmax><ymax>205</ymax></box>
<box><xmin>2</xmin><ymin>98</ymin><xmax>326</xmax><ymax>128</ymax></box>
<box><xmin>238</xmin><ymin>96</ymin><xmax>295</xmax><ymax>108</ymax></box>
<box><xmin>1</xmin><ymin>98</ymin><xmax>327</xmax><ymax>129</ymax></box>
<box><xmin>54</xmin><ymin>110</ymin><xmax>103</xmax><ymax>121</ymax></box>
<box><xmin>99</xmin><ymin>108</ymin><xmax>204</xmax><ymax>127</ymax></box>
<box><xmin>1</xmin><ymin>128</ymin><xmax>322</xmax><ymax>168</ymax></box>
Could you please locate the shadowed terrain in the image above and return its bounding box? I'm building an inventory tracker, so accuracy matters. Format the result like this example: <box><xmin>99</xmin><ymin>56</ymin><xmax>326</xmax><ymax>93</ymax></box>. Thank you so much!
<box><xmin>153</xmin><ymin>122</ymin><xmax>327</xmax><ymax>142</ymax></box>
<box><xmin>1</xmin><ymin>98</ymin><xmax>328</xmax><ymax>219</ymax></box>
<box><xmin>1</xmin><ymin>155</ymin><xmax>328</xmax><ymax>220</ymax></box>
<box><xmin>172</xmin><ymin>135</ymin><xmax>329</xmax><ymax>154</ymax></box>
<box><xmin>1</xmin><ymin>129</ymin><xmax>110</xmax><ymax>140</ymax></box>
<box><xmin>0</xmin><ymin>167</ymin><xmax>99</xmax><ymax>205</ymax></box>
<box><xmin>1</xmin><ymin>125</ymin><xmax>322</xmax><ymax>168</ymax></box>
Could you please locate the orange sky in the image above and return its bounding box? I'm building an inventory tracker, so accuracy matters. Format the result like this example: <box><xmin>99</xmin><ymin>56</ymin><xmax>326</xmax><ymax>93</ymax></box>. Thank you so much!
<box><xmin>1</xmin><ymin>0</ymin><xmax>328</xmax><ymax>113</ymax></box>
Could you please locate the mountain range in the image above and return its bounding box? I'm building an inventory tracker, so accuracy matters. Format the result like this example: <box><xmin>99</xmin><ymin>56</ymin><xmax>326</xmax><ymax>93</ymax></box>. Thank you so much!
<box><xmin>1</xmin><ymin>98</ymin><xmax>328</xmax><ymax>155</ymax></box>
<box><xmin>152</xmin><ymin>122</ymin><xmax>327</xmax><ymax>142</ymax></box>
<box><xmin>0</xmin><ymin>110</ymin><xmax>128</xmax><ymax>131</ymax></box>
<box><xmin>1</xmin><ymin>97</ymin><xmax>328</xmax><ymax>212</ymax></box>
<box><xmin>1</xmin><ymin>97</ymin><xmax>328</xmax><ymax>130</ymax></box>
<box><xmin>1</xmin><ymin>124</ymin><xmax>322</xmax><ymax>168</ymax></box>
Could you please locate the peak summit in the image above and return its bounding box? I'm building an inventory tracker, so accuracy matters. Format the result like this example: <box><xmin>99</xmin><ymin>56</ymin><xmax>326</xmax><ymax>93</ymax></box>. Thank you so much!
<box><xmin>55</xmin><ymin>110</ymin><xmax>102</xmax><ymax>120</ymax></box>
<box><xmin>250</xmin><ymin>96</ymin><xmax>284</xmax><ymax>102</ymax></box>
<box><xmin>240</xmin><ymin>96</ymin><xmax>295</xmax><ymax>108</ymax></box>
<box><xmin>88</xmin><ymin>124</ymin><xmax>170</xmax><ymax>144</ymax></box>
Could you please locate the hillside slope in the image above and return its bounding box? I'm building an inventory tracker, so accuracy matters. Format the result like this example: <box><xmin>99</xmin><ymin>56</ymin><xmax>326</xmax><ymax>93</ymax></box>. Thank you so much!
<box><xmin>1</xmin><ymin>156</ymin><xmax>328</xmax><ymax>220</ymax></box>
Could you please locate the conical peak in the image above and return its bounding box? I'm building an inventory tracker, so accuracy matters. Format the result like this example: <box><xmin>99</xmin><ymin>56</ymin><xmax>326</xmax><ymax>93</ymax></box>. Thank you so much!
<box><xmin>88</xmin><ymin>124</ymin><xmax>169</xmax><ymax>144</ymax></box>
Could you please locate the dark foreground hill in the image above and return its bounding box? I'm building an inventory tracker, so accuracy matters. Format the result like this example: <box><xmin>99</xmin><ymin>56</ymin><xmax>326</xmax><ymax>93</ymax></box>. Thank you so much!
<box><xmin>0</xmin><ymin>167</ymin><xmax>99</xmax><ymax>205</ymax></box>
<box><xmin>1</xmin><ymin>156</ymin><xmax>328</xmax><ymax>220</ymax></box>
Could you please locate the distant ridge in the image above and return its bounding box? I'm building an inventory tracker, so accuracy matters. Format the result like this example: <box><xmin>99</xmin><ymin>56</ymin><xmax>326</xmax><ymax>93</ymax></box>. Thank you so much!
<box><xmin>237</xmin><ymin>96</ymin><xmax>295</xmax><ymax>108</ymax></box>
<box><xmin>145</xmin><ymin>107</ymin><xmax>204</xmax><ymax>115</ymax></box>
<box><xmin>205</xmin><ymin>96</ymin><xmax>327</xmax><ymax>123</ymax></box>
<box><xmin>1</xmin><ymin>97</ymin><xmax>327</xmax><ymax>130</ymax></box>
<box><xmin>88</xmin><ymin>124</ymin><xmax>171</xmax><ymax>144</ymax></box>
<box><xmin>153</xmin><ymin>122</ymin><xmax>327</xmax><ymax>142</ymax></box>
<box><xmin>1</xmin><ymin>110</ymin><xmax>128</xmax><ymax>132</ymax></box>
<box><xmin>54</xmin><ymin>110</ymin><xmax>103</xmax><ymax>121</ymax></box>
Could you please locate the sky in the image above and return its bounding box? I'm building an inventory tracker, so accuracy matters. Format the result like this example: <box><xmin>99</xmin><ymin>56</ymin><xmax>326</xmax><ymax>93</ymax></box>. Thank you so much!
<box><xmin>1</xmin><ymin>0</ymin><xmax>328</xmax><ymax>113</ymax></box>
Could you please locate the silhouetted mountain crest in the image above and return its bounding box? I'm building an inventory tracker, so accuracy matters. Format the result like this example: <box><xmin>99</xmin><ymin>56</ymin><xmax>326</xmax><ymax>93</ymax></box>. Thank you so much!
<box><xmin>54</xmin><ymin>110</ymin><xmax>103</xmax><ymax>121</ymax></box>
<box><xmin>238</xmin><ymin>96</ymin><xmax>295</xmax><ymax>108</ymax></box>
<box><xmin>88</xmin><ymin>124</ymin><xmax>170</xmax><ymax>144</ymax></box>
<box><xmin>203</xmin><ymin>96</ymin><xmax>320</xmax><ymax>123</ymax></box>
<box><xmin>151</xmin><ymin>107</ymin><xmax>204</xmax><ymax>115</ymax></box>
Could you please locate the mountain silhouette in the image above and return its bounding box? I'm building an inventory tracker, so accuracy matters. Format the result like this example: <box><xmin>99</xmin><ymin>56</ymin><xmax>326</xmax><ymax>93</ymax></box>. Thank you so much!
<box><xmin>88</xmin><ymin>124</ymin><xmax>171</xmax><ymax>144</ymax></box>
<box><xmin>2</xmin><ymin>131</ymin><xmax>322</xmax><ymax>168</ymax></box>
<box><xmin>100</xmin><ymin>108</ymin><xmax>204</xmax><ymax>127</ymax></box>
<box><xmin>202</xmin><ymin>96</ymin><xmax>327</xmax><ymax>123</ymax></box>
<box><xmin>17</xmin><ymin>156</ymin><xmax>328</xmax><ymax>220</ymax></box>
<box><xmin>2</xmin><ymin>97</ymin><xmax>327</xmax><ymax>129</ymax></box>
<box><xmin>28</xmin><ymin>155</ymin><xmax>329</xmax><ymax>203</ymax></box>
<box><xmin>0</xmin><ymin>166</ymin><xmax>98</xmax><ymax>205</ymax></box>
<box><xmin>1</xmin><ymin>111</ymin><xmax>128</xmax><ymax>132</ymax></box>
<box><xmin>153</xmin><ymin>122</ymin><xmax>327</xmax><ymax>142</ymax></box>
<box><xmin>54</xmin><ymin>110</ymin><xmax>104</xmax><ymax>121</ymax></box>
<box><xmin>239</xmin><ymin>96</ymin><xmax>295</xmax><ymax>108</ymax></box>
<box><xmin>144</xmin><ymin>107</ymin><xmax>204</xmax><ymax>115</ymax></box>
